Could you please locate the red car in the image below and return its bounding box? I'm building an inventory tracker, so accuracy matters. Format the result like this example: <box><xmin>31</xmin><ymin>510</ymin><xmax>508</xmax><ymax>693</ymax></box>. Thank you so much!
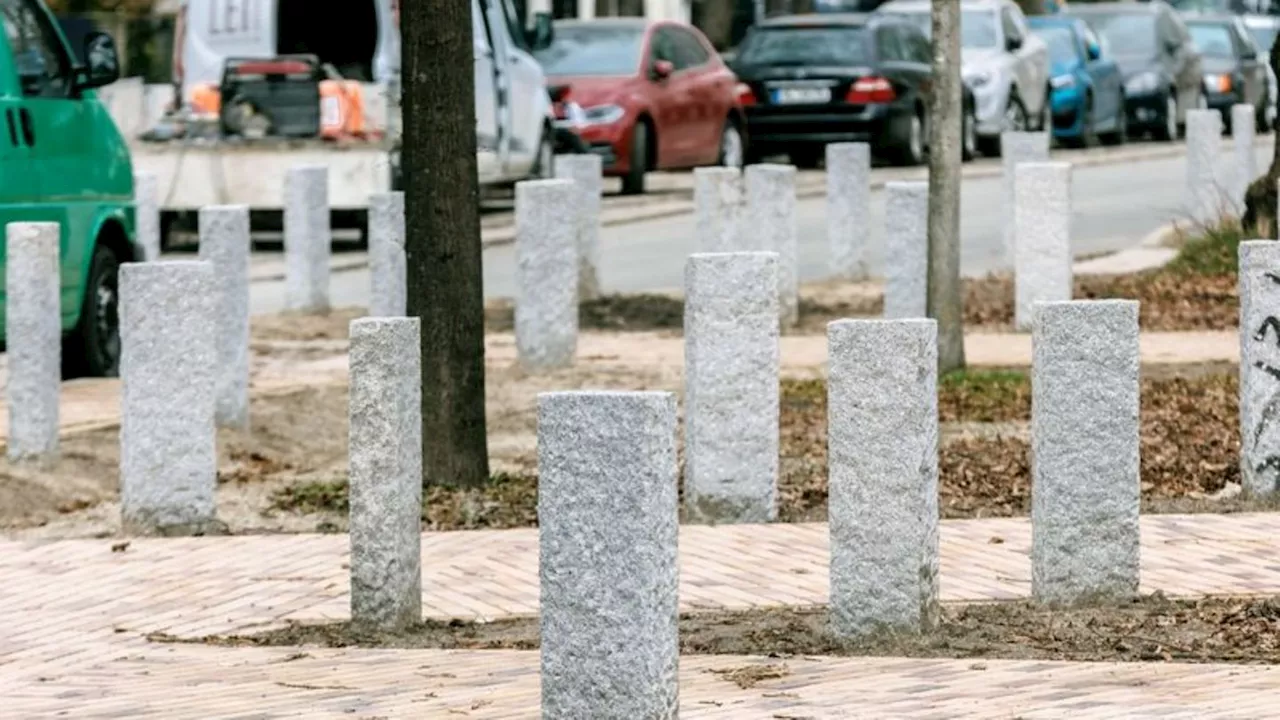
<box><xmin>534</xmin><ymin>18</ymin><xmax>747</xmax><ymax>195</ymax></box>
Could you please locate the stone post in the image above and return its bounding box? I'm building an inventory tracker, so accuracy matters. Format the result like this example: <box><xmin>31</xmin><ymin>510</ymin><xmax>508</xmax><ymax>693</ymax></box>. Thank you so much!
<box><xmin>745</xmin><ymin>163</ymin><xmax>798</xmax><ymax>326</ymax></box>
<box><xmin>684</xmin><ymin>252</ymin><xmax>779</xmax><ymax>524</ymax></box>
<box><xmin>538</xmin><ymin>390</ymin><xmax>678</xmax><ymax>719</ymax></box>
<box><xmin>1032</xmin><ymin>300</ymin><xmax>1140</xmax><ymax>604</ymax></box>
<box><xmin>1233</xmin><ymin>104</ymin><xmax>1257</xmax><ymax>214</ymax></box>
<box><xmin>198</xmin><ymin>205</ymin><xmax>251</xmax><ymax>429</ymax></box>
<box><xmin>1000</xmin><ymin>131</ymin><xmax>1050</xmax><ymax>265</ymax></box>
<box><xmin>554</xmin><ymin>154</ymin><xmax>603</xmax><ymax>300</ymax></box>
<box><xmin>284</xmin><ymin>165</ymin><xmax>330</xmax><ymax>312</ymax></box>
<box><xmin>349</xmin><ymin>317</ymin><xmax>423</xmax><ymax>630</ymax></box>
<box><xmin>368</xmin><ymin>191</ymin><xmax>407</xmax><ymax>317</ymax></box>
<box><xmin>1238</xmin><ymin>240</ymin><xmax>1280</xmax><ymax>496</ymax></box>
<box><xmin>1186</xmin><ymin>109</ymin><xmax>1224</xmax><ymax>226</ymax></box>
<box><xmin>133</xmin><ymin>171</ymin><xmax>161</xmax><ymax>261</ymax></box>
<box><xmin>1014</xmin><ymin>162</ymin><xmax>1073</xmax><ymax>331</ymax></box>
<box><xmin>694</xmin><ymin>166</ymin><xmax>742</xmax><ymax>253</ymax></box>
<box><xmin>516</xmin><ymin>178</ymin><xmax>578</xmax><ymax>370</ymax></box>
<box><xmin>826</xmin><ymin>142</ymin><xmax>870</xmax><ymax>280</ymax></box>
<box><xmin>827</xmin><ymin>319</ymin><xmax>939</xmax><ymax>637</ymax></box>
<box><xmin>119</xmin><ymin>261</ymin><xmax>218</xmax><ymax>535</ymax></box>
<box><xmin>883</xmin><ymin>181</ymin><xmax>928</xmax><ymax>319</ymax></box>
<box><xmin>5</xmin><ymin>223</ymin><xmax>60</xmax><ymax>466</ymax></box>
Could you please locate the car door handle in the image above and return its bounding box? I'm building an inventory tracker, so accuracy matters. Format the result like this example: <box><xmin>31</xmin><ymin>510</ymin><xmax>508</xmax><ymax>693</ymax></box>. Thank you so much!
<box><xmin>4</xmin><ymin>109</ymin><xmax>17</xmax><ymax>147</ymax></box>
<box><xmin>17</xmin><ymin>108</ymin><xmax>33</xmax><ymax>146</ymax></box>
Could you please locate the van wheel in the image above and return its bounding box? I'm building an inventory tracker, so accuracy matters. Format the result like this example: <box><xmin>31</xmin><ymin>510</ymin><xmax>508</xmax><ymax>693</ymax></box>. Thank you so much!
<box><xmin>533</xmin><ymin>126</ymin><xmax>554</xmax><ymax>179</ymax></box>
<box><xmin>622</xmin><ymin>122</ymin><xmax>648</xmax><ymax>195</ymax></box>
<box><xmin>65</xmin><ymin>244</ymin><xmax>121</xmax><ymax>379</ymax></box>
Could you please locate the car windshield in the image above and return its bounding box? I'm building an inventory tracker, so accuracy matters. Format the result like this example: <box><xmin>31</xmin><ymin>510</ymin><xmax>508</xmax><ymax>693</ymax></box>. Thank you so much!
<box><xmin>1077</xmin><ymin>13</ymin><xmax>1157</xmax><ymax>58</ymax></box>
<box><xmin>1248</xmin><ymin>24</ymin><xmax>1279</xmax><ymax>52</ymax></box>
<box><xmin>889</xmin><ymin>10</ymin><xmax>999</xmax><ymax>49</ymax></box>
<box><xmin>532</xmin><ymin>25</ymin><xmax>645</xmax><ymax>76</ymax></box>
<box><xmin>1035</xmin><ymin>26</ymin><xmax>1080</xmax><ymax>64</ymax></box>
<box><xmin>1188</xmin><ymin>23</ymin><xmax>1236</xmax><ymax>58</ymax></box>
<box><xmin>735</xmin><ymin>25</ymin><xmax>871</xmax><ymax>66</ymax></box>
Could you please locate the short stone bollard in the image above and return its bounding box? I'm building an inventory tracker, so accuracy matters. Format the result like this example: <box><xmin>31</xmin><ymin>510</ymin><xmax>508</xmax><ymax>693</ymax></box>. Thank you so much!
<box><xmin>120</xmin><ymin>261</ymin><xmax>218</xmax><ymax>535</ymax></box>
<box><xmin>198</xmin><ymin>205</ymin><xmax>251</xmax><ymax>429</ymax></box>
<box><xmin>554</xmin><ymin>154</ymin><xmax>603</xmax><ymax>300</ymax></box>
<box><xmin>827</xmin><ymin>319</ymin><xmax>939</xmax><ymax>638</ymax></box>
<box><xmin>1186</xmin><ymin>109</ymin><xmax>1224</xmax><ymax>225</ymax></box>
<box><xmin>1014</xmin><ymin>162</ymin><xmax>1073</xmax><ymax>331</ymax></box>
<box><xmin>746</xmin><ymin>163</ymin><xmax>799</xmax><ymax>326</ymax></box>
<box><xmin>348</xmin><ymin>317</ymin><xmax>422</xmax><ymax>630</ymax></box>
<box><xmin>694</xmin><ymin>166</ymin><xmax>742</xmax><ymax>253</ymax></box>
<box><xmin>1001</xmin><ymin>131</ymin><xmax>1050</xmax><ymax>265</ymax></box>
<box><xmin>1233</xmin><ymin>104</ymin><xmax>1257</xmax><ymax>213</ymax></box>
<box><xmin>684</xmin><ymin>252</ymin><xmax>779</xmax><ymax>524</ymax></box>
<box><xmin>516</xmin><ymin>179</ymin><xmax>578</xmax><ymax>370</ymax></box>
<box><xmin>1032</xmin><ymin>300</ymin><xmax>1140</xmax><ymax>605</ymax></box>
<box><xmin>368</xmin><ymin>191</ymin><xmax>406</xmax><ymax>317</ymax></box>
<box><xmin>284</xmin><ymin>165</ymin><xmax>331</xmax><ymax>313</ymax></box>
<box><xmin>538</xmin><ymin>390</ymin><xmax>678</xmax><ymax>719</ymax></box>
<box><xmin>1238</xmin><ymin>240</ymin><xmax>1280</xmax><ymax>496</ymax></box>
<box><xmin>6</xmin><ymin>223</ymin><xmax>60</xmax><ymax>466</ymax></box>
<box><xmin>826</xmin><ymin>142</ymin><xmax>871</xmax><ymax>280</ymax></box>
<box><xmin>883</xmin><ymin>181</ymin><xmax>928</xmax><ymax>319</ymax></box>
<box><xmin>133</xmin><ymin>171</ymin><xmax>161</xmax><ymax>261</ymax></box>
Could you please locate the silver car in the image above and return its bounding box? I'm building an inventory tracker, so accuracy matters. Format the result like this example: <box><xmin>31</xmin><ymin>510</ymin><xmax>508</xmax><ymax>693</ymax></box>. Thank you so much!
<box><xmin>1243</xmin><ymin>12</ymin><xmax>1280</xmax><ymax>130</ymax></box>
<box><xmin>878</xmin><ymin>0</ymin><xmax>1051</xmax><ymax>155</ymax></box>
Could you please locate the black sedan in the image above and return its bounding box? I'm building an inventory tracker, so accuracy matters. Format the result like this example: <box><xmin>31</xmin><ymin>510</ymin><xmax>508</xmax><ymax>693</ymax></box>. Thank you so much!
<box><xmin>730</xmin><ymin>12</ymin><xmax>977</xmax><ymax>167</ymax></box>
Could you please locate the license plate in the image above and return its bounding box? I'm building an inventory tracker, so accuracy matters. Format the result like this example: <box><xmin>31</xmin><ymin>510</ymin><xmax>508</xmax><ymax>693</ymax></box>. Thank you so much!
<box><xmin>772</xmin><ymin>87</ymin><xmax>831</xmax><ymax>105</ymax></box>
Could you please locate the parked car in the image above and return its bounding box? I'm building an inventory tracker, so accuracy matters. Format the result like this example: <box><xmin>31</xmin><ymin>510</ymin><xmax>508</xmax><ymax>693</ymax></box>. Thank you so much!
<box><xmin>878</xmin><ymin>0</ymin><xmax>1050</xmax><ymax>157</ymax></box>
<box><xmin>1243</xmin><ymin>12</ymin><xmax>1280</xmax><ymax>128</ymax></box>
<box><xmin>1028</xmin><ymin>15</ymin><xmax>1128</xmax><ymax>146</ymax></box>
<box><xmin>1066</xmin><ymin>2</ymin><xmax>1205</xmax><ymax>142</ymax></box>
<box><xmin>730</xmin><ymin>13</ymin><xmax>978</xmax><ymax>167</ymax></box>
<box><xmin>534</xmin><ymin>18</ymin><xmax>745</xmax><ymax>195</ymax></box>
<box><xmin>1183</xmin><ymin>14</ymin><xmax>1270</xmax><ymax>130</ymax></box>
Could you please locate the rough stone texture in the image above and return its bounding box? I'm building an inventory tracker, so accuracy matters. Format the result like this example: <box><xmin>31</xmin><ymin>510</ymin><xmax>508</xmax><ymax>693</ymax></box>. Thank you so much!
<box><xmin>515</xmin><ymin>179</ymin><xmax>578</xmax><ymax>370</ymax></box>
<box><xmin>1233</xmin><ymin>104</ymin><xmax>1257</xmax><ymax>214</ymax></box>
<box><xmin>827</xmin><ymin>319</ymin><xmax>939</xmax><ymax>638</ymax></box>
<box><xmin>1032</xmin><ymin>300</ymin><xmax>1140</xmax><ymax>605</ymax></box>
<box><xmin>5</xmin><ymin>223</ymin><xmax>60</xmax><ymax>466</ymax></box>
<box><xmin>1000</xmin><ymin>131</ymin><xmax>1050</xmax><ymax>264</ymax></box>
<box><xmin>1186</xmin><ymin>109</ymin><xmax>1224</xmax><ymax>225</ymax></box>
<box><xmin>1238</xmin><ymin>240</ymin><xmax>1280</xmax><ymax>496</ymax></box>
<box><xmin>538</xmin><ymin>391</ymin><xmax>679</xmax><ymax>720</ymax></box>
<box><xmin>198</xmin><ymin>205</ymin><xmax>251</xmax><ymax>429</ymax></box>
<box><xmin>133</xmin><ymin>171</ymin><xmax>161</xmax><ymax>261</ymax></box>
<box><xmin>694</xmin><ymin>166</ymin><xmax>742</xmax><ymax>253</ymax></box>
<box><xmin>368</xmin><ymin>192</ymin><xmax>406</xmax><ymax>317</ymax></box>
<box><xmin>826</xmin><ymin>142</ymin><xmax>871</xmax><ymax>280</ymax></box>
<box><xmin>283</xmin><ymin>165</ymin><xmax>331</xmax><ymax>313</ymax></box>
<box><xmin>684</xmin><ymin>252</ymin><xmax>780</xmax><ymax>524</ymax></box>
<box><xmin>1014</xmin><ymin>162</ymin><xmax>1073</xmax><ymax>331</ymax></box>
<box><xmin>883</xmin><ymin>181</ymin><xmax>928</xmax><ymax>319</ymax></box>
<box><xmin>746</xmin><ymin>163</ymin><xmax>799</xmax><ymax>326</ymax></box>
<box><xmin>554</xmin><ymin>154</ymin><xmax>603</xmax><ymax>300</ymax></box>
<box><xmin>348</xmin><ymin>317</ymin><xmax>423</xmax><ymax>630</ymax></box>
<box><xmin>119</xmin><ymin>261</ymin><xmax>218</xmax><ymax>535</ymax></box>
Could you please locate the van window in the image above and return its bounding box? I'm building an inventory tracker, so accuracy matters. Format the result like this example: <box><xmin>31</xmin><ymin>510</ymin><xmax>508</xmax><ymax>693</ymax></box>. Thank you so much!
<box><xmin>1</xmin><ymin>0</ymin><xmax>71</xmax><ymax>98</ymax></box>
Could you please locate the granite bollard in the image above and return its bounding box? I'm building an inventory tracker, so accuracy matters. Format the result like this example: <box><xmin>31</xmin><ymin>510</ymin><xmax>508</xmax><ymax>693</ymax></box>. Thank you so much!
<box><xmin>826</xmin><ymin>142</ymin><xmax>871</xmax><ymax>280</ymax></box>
<box><xmin>1000</xmin><ymin>131</ymin><xmax>1050</xmax><ymax>264</ymax></box>
<box><xmin>1032</xmin><ymin>300</ymin><xmax>1140</xmax><ymax>604</ymax></box>
<box><xmin>746</xmin><ymin>163</ymin><xmax>798</xmax><ymax>326</ymax></box>
<box><xmin>6</xmin><ymin>223</ymin><xmax>60</xmax><ymax>465</ymax></box>
<box><xmin>198</xmin><ymin>205</ymin><xmax>251</xmax><ymax>429</ymax></box>
<box><xmin>133</xmin><ymin>171</ymin><xmax>161</xmax><ymax>261</ymax></box>
<box><xmin>368</xmin><ymin>192</ymin><xmax>406</xmax><ymax>317</ymax></box>
<box><xmin>120</xmin><ymin>261</ymin><xmax>218</xmax><ymax>535</ymax></box>
<box><xmin>349</xmin><ymin>317</ymin><xmax>422</xmax><ymax>630</ymax></box>
<box><xmin>828</xmin><ymin>319</ymin><xmax>939</xmax><ymax>637</ymax></box>
<box><xmin>538</xmin><ymin>391</ymin><xmax>678</xmax><ymax>719</ymax></box>
<box><xmin>1238</xmin><ymin>240</ymin><xmax>1280</xmax><ymax>496</ymax></box>
<box><xmin>1186</xmin><ymin>109</ymin><xmax>1224</xmax><ymax>225</ymax></box>
<box><xmin>883</xmin><ymin>181</ymin><xmax>928</xmax><ymax>318</ymax></box>
<box><xmin>694</xmin><ymin>166</ymin><xmax>742</xmax><ymax>253</ymax></box>
<box><xmin>1014</xmin><ymin>162</ymin><xmax>1073</xmax><ymax>331</ymax></box>
<box><xmin>1233</xmin><ymin>104</ymin><xmax>1257</xmax><ymax>213</ymax></box>
<box><xmin>516</xmin><ymin>179</ymin><xmax>578</xmax><ymax>370</ymax></box>
<box><xmin>284</xmin><ymin>165</ymin><xmax>330</xmax><ymax>312</ymax></box>
<box><xmin>555</xmin><ymin>154</ymin><xmax>603</xmax><ymax>300</ymax></box>
<box><xmin>684</xmin><ymin>252</ymin><xmax>780</xmax><ymax>524</ymax></box>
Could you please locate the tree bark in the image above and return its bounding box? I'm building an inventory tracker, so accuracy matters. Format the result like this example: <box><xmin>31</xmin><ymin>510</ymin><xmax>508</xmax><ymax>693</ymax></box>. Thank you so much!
<box><xmin>1242</xmin><ymin>36</ymin><xmax>1280</xmax><ymax>240</ymax></box>
<box><xmin>402</xmin><ymin>0</ymin><xmax>491</xmax><ymax>487</ymax></box>
<box><xmin>695</xmin><ymin>0</ymin><xmax>737</xmax><ymax>50</ymax></box>
<box><xmin>1015</xmin><ymin>0</ymin><xmax>1046</xmax><ymax>15</ymax></box>
<box><xmin>927</xmin><ymin>0</ymin><xmax>965</xmax><ymax>374</ymax></box>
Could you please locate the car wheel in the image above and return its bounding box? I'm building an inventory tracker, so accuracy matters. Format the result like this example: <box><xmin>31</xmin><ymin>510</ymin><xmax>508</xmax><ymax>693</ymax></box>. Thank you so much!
<box><xmin>790</xmin><ymin>147</ymin><xmax>823</xmax><ymax>169</ymax></box>
<box><xmin>1100</xmin><ymin>94</ymin><xmax>1129</xmax><ymax>146</ymax></box>
<box><xmin>65</xmin><ymin>243</ymin><xmax>121</xmax><ymax>379</ymax></box>
<box><xmin>717</xmin><ymin>120</ymin><xmax>744</xmax><ymax>168</ymax></box>
<box><xmin>533</xmin><ymin>125</ymin><xmax>555</xmax><ymax>179</ymax></box>
<box><xmin>1037</xmin><ymin>87</ymin><xmax>1052</xmax><ymax>131</ymax></box>
<box><xmin>621</xmin><ymin>122</ymin><xmax>648</xmax><ymax>195</ymax></box>
<box><xmin>1156</xmin><ymin>91</ymin><xmax>1178</xmax><ymax>142</ymax></box>
<box><xmin>890</xmin><ymin>111</ymin><xmax>926</xmax><ymax>167</ymax></box>
<box><xmin>1064</xmin><ymin>94</ymin><xmax>1096</xmax><ymax>148</ymax></box>
<box><xmin>1257</xmin><ymin>96</ymin><xmax>1270</xmax><ymax>134</ymax></box>
<box><xmin>962</xmin><ymin>103</ymin><xmax>977</xmax><ymax>162</ymax></box>
<box><xmin>1005</xmin><ymin>92</ymin><xmax>1029</xmax><ymax>133</ymax></box>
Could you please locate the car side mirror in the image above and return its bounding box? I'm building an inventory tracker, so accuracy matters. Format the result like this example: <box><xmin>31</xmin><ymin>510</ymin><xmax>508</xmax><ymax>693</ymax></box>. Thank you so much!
<box><xmin>650</xmin><ymin>59</ymin><xmax>674</xmax><ymax>81</ymax></box>
<box><xmin>529</xmin><ymin>12</ymin><xmax>554</xmax><ymax>51</ymax></box>
<box><xmin>1243</xmin><ymin>47</ymin><xmax>1259</xmax><ymax>60</ymax></box>
<box><xmin>1006</xmin><ymin>34</ymin><xmax>1023</xmax><ymax>52</ymax></box>
<box><xmin>1165</xmin><ymin>38</ymin><xmax>1181</xmax><ymax>55</ymax></box>
<box><xmin>77</xmin><ymin>31</ymin><xmax>119</xmax><ymax>91</ymax></box>
<box><xmin>1086</xmin><ymin>41</ymin><xmax>1102</xmax><ymax>61</ymax></box>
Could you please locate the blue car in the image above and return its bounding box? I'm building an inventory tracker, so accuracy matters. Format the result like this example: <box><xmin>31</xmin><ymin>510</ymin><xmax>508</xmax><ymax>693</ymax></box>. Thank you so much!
<box><xmin>1028</xmin><ymin>16</ymin><xmax>1128</xmax><ymax>146</ymax></box>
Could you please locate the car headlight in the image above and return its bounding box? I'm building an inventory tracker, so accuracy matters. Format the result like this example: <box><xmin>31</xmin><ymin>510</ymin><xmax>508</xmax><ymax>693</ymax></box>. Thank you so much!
<box><xmin>1124</xmin><ymin>71</ymin><xmax>1160</xmax><ymax>94</ymax></box>
<box><xmin>1204</xmin><ymin>73</ymin><xmax>1233</xmax><ymax>94</ymax></box>
<box><xmin>1050</xmin><ymin>74</ymin><xmax>1076</xmax><ymax>89</ymax></box>
<box><xmin>558</xmin><ymin>102</ymin><xmax>625</xmax><ymax>128</ymax></box>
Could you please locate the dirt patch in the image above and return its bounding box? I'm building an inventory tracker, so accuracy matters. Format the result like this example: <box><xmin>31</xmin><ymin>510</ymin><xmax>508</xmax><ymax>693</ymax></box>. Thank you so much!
<box><xmin>251</xmin><ymin>308</ymin><xmax>365</xmax><ymax>343</ymax></box>
<box><xmin>190</xmin><ymin>593</ymin><xmax>1280</xmax><ymax>665</ymax></box>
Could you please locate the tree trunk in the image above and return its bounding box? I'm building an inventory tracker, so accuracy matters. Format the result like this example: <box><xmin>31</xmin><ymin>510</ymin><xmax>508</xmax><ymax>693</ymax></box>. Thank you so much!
<box><xmin>927</xmin><ymin>0</ymin><xmax>965</xmax><ymax>374</ymax></box>
<box><xmin>1015</xmin><ymin>0</ymin><xmax>1046</xmax><ymax>15</ymax></box>
<box><xmin>402</xmin><ymin>0</ymin><xmax>491</xmax><ymax>487</ymax></box>
<box><xmin>1242</xmin><ymin>36</ymin><xmax>1280</xmax><ymax>240</ymax></box>
<box><xmin>696</xmin><ymin>0</ymin><xmax>737</xmax><ymax>50</ymax></box>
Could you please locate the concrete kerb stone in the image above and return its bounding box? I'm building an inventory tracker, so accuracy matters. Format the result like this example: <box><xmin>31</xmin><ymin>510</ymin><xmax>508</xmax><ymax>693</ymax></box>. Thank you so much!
<box><xmin>5</xmin><ymin>223</ymin><xmax>60</xmax><ymax>466</ymax></box>
<box><xmin>827</xmin><ymin>319</ymin><xmax>939</xmax><ymax>638</ymax></box>
<box><xmin>537</xmin><ymin>390</ymin><xmax>679</xmax><ymax>719</ymax></box>
<box><xmin>883</xmin><ymin>181</ymin><xmax>928</xmax><ymax>319</ymax></box>
<box><xmin>283</xmin><ymin>165</ymin><xmax>331</xmax><ymax>313</ymax></box>
<box><xmin>1238</xmin><ymin>240</ymin><xmax>1280</xmax><ymax>497</ymax></box>
<box><xmin>555</xmin><ymin>154</ymin><xmax>604</xmax><ymax>300</ymax></box>
<box><xmin>1031</xmin><ymin>300</ymin><xmax>1140</xmax><ymax>605</ymax></box>
<box><xmin>1014</xmin><ymin>162</ymin><xmax>1073</xmax><ymax>331</ymax></box>
<box><xmin>515</xmin><ymin>179</ymin><xmax>578</xmax><ymax>370</ymax></box>
<box><xmin>198</xmin><ymin>205</ymin><xmax>251</xmax><ymax>429</ymax></box>
<box><xmin>133</xmin><ymin>171</ymin><xmax>161</xmax><ymax>261</ymax></box>
<box><xmin>745</xmin><ymin>163</ymin><xmax>799</xmax><ymax>327</ymax></box>
<box><xmin>1186</xmin><ymin>110</ymin><xmax>1225</xmax><ymax>226</ymax></box>
<box><xmin>348</xmin><ymin>317</ymin><xmax>422</xmax><ymax>631</ymax></box>
<box><xmin>694</xmin><ymin>166</ymin><xmax>743</xmax><ymax>253</ymax></box>
<box><xmin>1232</xmin><ymin>104</ymin><xmax>1257</xmax><ymax>214</ymax></box>
<box><xmin>368</xmin><ymin>191</ymin><xmax>406</xmax><ymax>317</ymax></box>
<box><xmin>1001</xmin><ymin>132</ymin><xmax>1051</xmax><ymax>265</ymax></box>
<box><xmin>683</xmin><ymin>252</ymin><xmax>780</xmax><ymax>524</ymax></box>
<box><xmin>826</xmin><ymin>142</ymin><xmax>871</xmax><ymax>280</ymax></box>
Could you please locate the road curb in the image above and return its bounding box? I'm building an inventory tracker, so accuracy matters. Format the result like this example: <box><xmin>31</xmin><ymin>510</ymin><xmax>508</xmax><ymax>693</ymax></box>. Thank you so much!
<box><xmin>249</xmin><ymin>256</ymin><xmax>370</xmax><ymax>284</ymax></box>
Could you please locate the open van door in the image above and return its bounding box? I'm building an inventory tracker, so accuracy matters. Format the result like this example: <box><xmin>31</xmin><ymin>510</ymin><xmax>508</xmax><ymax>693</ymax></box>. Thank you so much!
<box><xmin>473</xmin><ymin>0</ymin><xmax>502</xmax><ymax>183</ymax></box>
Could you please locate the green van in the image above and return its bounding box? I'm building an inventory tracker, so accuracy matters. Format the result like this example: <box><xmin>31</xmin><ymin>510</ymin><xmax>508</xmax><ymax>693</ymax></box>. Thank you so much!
<box><xmin>0</xmin><ymin>0</ymin><xmax>138</xmax><ymax>377</ymax></box>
